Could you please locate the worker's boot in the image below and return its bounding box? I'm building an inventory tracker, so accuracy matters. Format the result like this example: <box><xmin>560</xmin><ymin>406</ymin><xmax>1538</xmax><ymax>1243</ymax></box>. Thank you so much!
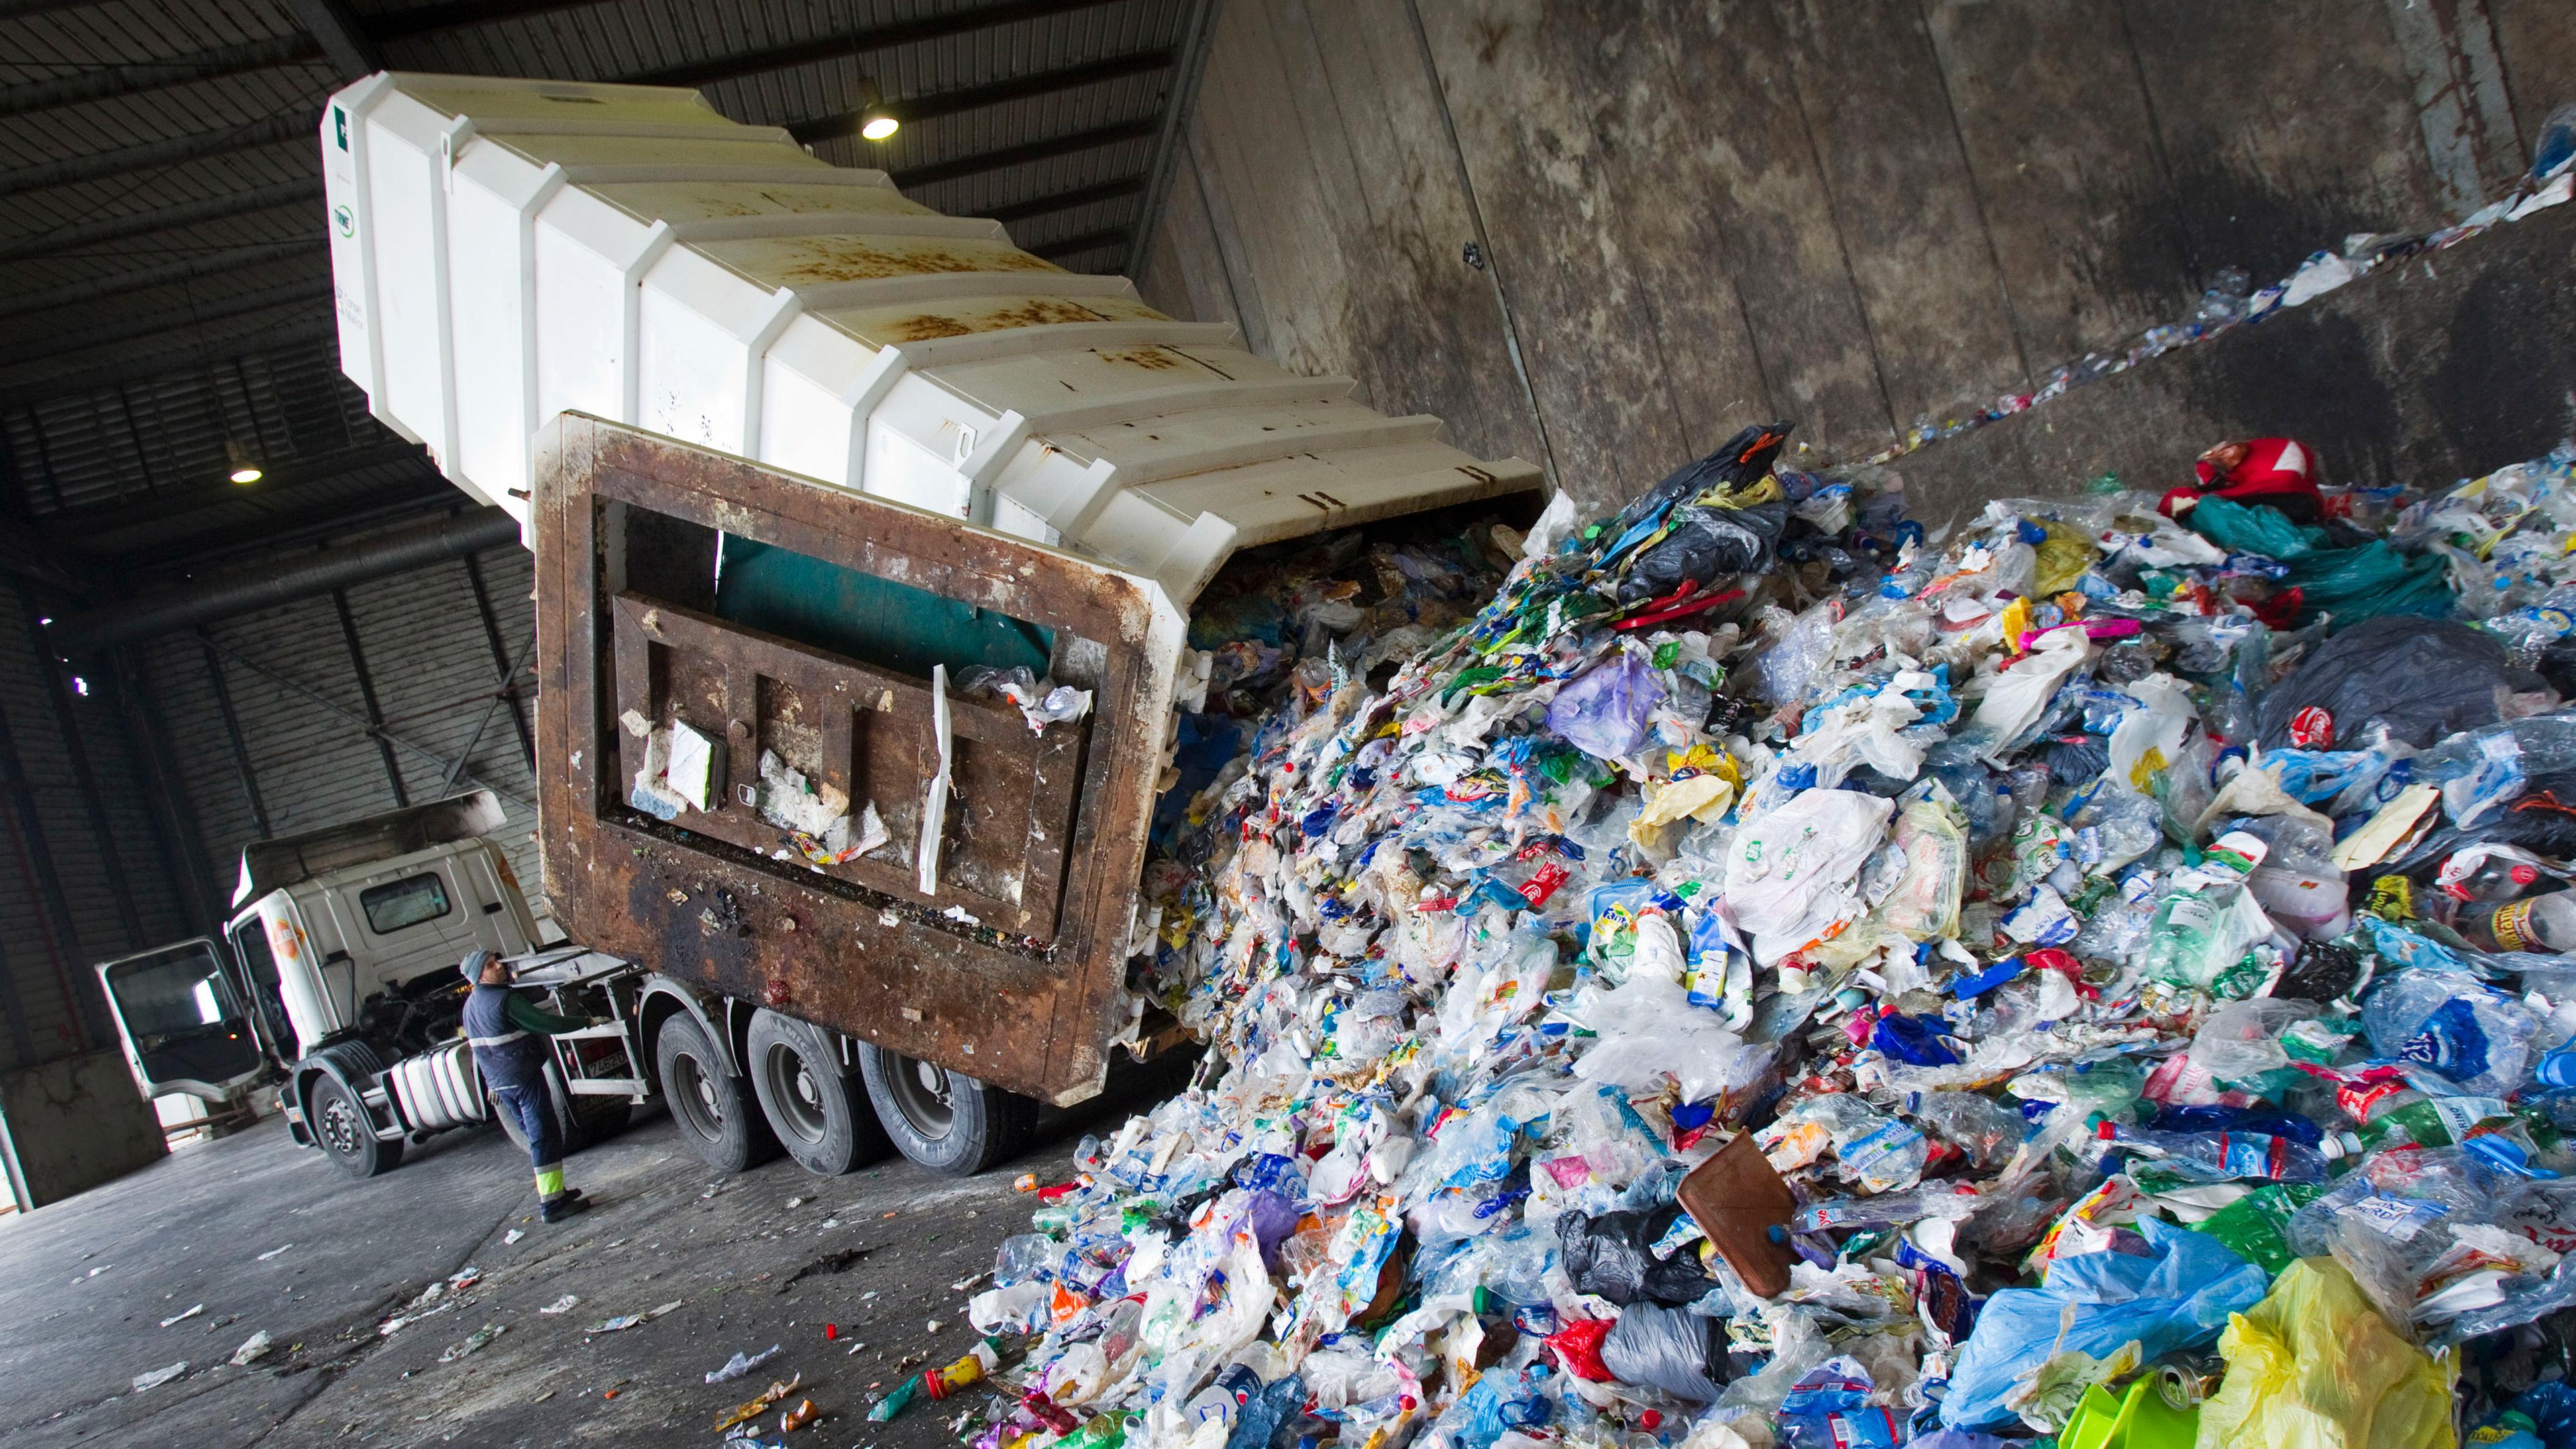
<box><xmin>541</xmin><ymin>1192</ymin><xmax>591</xmax><ymax>1224</ymax></box>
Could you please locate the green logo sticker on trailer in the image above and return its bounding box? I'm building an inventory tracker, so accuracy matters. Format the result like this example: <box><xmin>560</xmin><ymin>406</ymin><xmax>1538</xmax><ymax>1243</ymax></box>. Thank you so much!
<box><xmin>333</xmin><ymin>204</ymin><xmax>354</xmax><ymax>237</ymax></box>
<box><xmin>333</xmin><ymin>105</ymin><xmax>348</xmax><ymax>150</ymax></box>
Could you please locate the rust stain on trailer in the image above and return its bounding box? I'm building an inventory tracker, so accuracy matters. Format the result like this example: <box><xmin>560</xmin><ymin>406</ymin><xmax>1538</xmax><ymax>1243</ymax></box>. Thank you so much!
<box><xmin>531</xmin><ymin>416</ymin><xmax>1163</xmax><ymax>1104</ymax></box>
<box><xmin>1097</xmin><ymin>347</ymin><xmax>1184</xmax><ymax>371</ymax></box>
<box><xmin>777</xmin><ymin>237</ymin><xmax>1063</xmax><ymax>284</ymax></box>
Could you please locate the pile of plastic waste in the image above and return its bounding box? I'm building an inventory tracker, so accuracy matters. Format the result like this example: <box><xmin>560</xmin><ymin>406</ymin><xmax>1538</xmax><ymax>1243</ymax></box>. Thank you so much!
<box><xmin>951</xmin><ymin>413</ymin><xmax>2576</xmax><ymax>1449</ymax></box>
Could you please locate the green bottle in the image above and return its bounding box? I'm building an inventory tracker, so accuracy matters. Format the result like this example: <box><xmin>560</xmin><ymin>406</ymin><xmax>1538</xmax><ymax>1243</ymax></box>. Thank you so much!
<box><xmin>2337</xmin><ymin>1095</ymin><xmax>2510</xmax><ymax>1154</ymax></box>
<box><xmin>1056</xmin><ymin>1415</ymin><xmax>1131</xmax><ymax>1449</ymax></box>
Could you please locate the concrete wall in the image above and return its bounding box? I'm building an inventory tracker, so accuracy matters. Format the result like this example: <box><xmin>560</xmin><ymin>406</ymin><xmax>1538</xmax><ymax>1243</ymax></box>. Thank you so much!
<box><xmin>1891</xmin><ymin>194</ymin><xmax>2576</xmax><ymax>531</ymax></box>
<box><xmin>0</xmin><ymin>1048</ymin><xmax>164</xmax><ymax>1212</ymax></box>
<box><xmin>1136</xmin><ymin>0</ymin><xmax>2576</xmax><ymax>512</ymax></box>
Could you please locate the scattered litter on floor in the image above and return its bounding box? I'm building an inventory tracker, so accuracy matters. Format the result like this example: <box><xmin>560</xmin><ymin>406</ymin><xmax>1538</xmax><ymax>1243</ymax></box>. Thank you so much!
<box><xmin>869</xmin><ymin>1338</ymin><xmax>999</xmax><ymax>1422</ymax></box>
<box><xmin>227</xmin><ymin>1330</ymin><xmax>272</xmax><ymax>1367</ymax></box>
<box><xmin>158</xmin><ymin>1303</ymin><xmax>202</xmax><ymax>1328</ymax></box>
<box><xmin>256</xmin><ymin>1243</ymin><xmax>292</xmax><ymax>1261</ymax></box>
<box><xmin>707</xmin><ymin>1344</ymin><xmax>784</xmax><ymax>1384</ymax></box>
<box><xmin>714</xmin><ymin>1373</ymin><xmax>802</xmax><ymax>1432</ymax></box>
<box><xmin>503</xmin><ymin>1228</ymin><xmax>525</xmax><ymax>1246</ymax></box>
<box><xmin>586</xmin><ymin>1301</ymin><xmax>678</xmax><ymax>1335</ymax></box>
<box><xmin>540</xmin><ymin>1294</ymin><xmax>579</xmax><ymax>1315</ymax></box>
<box><xmin>436</xmin><ymin>1323</ymin><xmax>502</xmax><ymax>1363</ymax></box>
<box><xmin>952</xmin><ymin>335</ymin><xmax>2576</xmax><ymax>1449</ymax></box>
<box><xmin>129</xmin><ymin>1360</ymin><xmax>185</xmax><ymax>1393</ymax></box>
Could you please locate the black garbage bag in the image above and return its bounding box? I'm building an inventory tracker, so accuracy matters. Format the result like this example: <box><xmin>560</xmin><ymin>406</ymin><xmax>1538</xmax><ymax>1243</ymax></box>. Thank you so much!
<box><xmin>1596</xmin><ymin>421</ymin><xmax>1796</xmax><ymax>557</ymax></box>
<box><xmin>2389</xmin><ymin>793</ymin><xmax>2576</xmax><ymax>876</ymax></box>
<box><xmin>1617</xmin><ymin>498</ymin><xmax>1789</xmax><ymax>604</ymax></box>
<box><xmin>1558</xmin><ymin>1204</ymin><xmax>1716</xmax><ymax>1306</ymax></box>
<box><xmin>2257</xmin><ymin>614</ymin><xmax>2550</xmax><ymax>751</ymax></box>
<box><xmin>1601</xmin><ymin>1301</ymin><xmax>1732</xmax><ymax>1401</ymax></box>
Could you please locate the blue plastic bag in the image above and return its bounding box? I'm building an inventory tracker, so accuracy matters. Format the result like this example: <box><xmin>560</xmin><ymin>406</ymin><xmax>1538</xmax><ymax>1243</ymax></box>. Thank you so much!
<box><xmin>1940</xmin><ymin>1218</ymin><xmax>2265</xmax><ymax>1429</ymax></box>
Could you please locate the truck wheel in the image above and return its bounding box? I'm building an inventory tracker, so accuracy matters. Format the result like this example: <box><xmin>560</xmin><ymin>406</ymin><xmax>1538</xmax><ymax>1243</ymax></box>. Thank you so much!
<box><xmin>655</xmin><ymin>1014</ymin><xmax>778</xmax><ymax>1173</ymax></box>
<box><xmin>310</xmin><ymin>1075</ymin><xmax>402</xmax><ymax>1178</ymax></box>
<box><xmin>747</xmin><ymin>1011</ymin><xmax>894</xmax><ymax>1176</ymax></box>
<box><xmin>858</xmin><ymin>1044</ymin><xmax>1037</xmax><ymax>1177</ymax></box>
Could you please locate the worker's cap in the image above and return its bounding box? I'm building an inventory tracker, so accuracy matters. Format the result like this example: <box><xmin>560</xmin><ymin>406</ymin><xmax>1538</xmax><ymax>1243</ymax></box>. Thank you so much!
<box><xmin>460</xmin><ymin>949</ymin><xmax>504</xmax><ymax>983</ymax></box>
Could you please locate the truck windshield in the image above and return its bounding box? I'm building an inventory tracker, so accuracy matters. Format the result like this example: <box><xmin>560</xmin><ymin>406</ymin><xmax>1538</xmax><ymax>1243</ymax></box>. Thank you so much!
<box><xmin>360</xmin><ymin>873</ymin><xmax>451</xmax><ymax>932</ymax></box>
<box><xmin>714</xmin><ymin>533</ymin><xmax>1052</xmax><ymax>681</ymax></box>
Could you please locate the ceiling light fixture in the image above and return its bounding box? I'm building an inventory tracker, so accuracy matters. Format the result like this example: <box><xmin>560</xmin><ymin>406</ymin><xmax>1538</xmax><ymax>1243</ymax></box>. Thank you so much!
<box><xmin>860</xmin><ymin>111</ymin><xmax>900</xmax><ymax>141</ymax></box>
<box><xmin>226</xmin><ymin>437</ymin><xmax>263</xmax><ymax>484</ymax></box>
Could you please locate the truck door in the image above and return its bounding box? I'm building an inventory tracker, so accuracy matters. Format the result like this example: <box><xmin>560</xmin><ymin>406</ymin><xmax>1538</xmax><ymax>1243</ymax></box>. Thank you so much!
<box><xmin>95</xmin><ymin>939</ymin><xmax>272</xmax><ymax>1103</ymax></box>
<box><xmin>225</xmin><ymin>914</ymin><xmax>296</xmax><ymax>1063</ymax></box>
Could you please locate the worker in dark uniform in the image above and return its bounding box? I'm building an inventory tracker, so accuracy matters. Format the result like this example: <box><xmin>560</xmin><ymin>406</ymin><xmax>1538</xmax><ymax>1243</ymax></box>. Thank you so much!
<box><xmin>460</xmin><ymin>949</ymin><xmax>594</xmax><ymax>1223</ymax></box>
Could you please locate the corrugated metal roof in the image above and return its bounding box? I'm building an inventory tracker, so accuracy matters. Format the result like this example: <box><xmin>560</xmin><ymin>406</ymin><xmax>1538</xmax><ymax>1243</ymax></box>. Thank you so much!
<box><xmin>0</xmin><ymin>0</ymin><xmax>1209</xmax><ymax>570</ymax></box>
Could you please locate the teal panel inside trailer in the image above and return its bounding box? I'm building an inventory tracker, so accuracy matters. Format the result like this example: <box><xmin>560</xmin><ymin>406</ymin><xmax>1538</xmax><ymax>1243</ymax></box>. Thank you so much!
<box><xmin>713</xmin><ymin>535</ymin><xmax>1053</xmax><ymax>681</ymax></box>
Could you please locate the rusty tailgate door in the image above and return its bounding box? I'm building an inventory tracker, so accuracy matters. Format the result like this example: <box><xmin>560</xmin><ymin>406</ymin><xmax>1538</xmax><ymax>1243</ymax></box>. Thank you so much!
<box><xmin>532</xmin><ymin>416</ymin><xmax>1181</xmax><ymax>1105</ymax></box>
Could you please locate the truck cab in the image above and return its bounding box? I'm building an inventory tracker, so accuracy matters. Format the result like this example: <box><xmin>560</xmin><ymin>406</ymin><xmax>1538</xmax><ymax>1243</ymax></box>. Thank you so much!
<box><xmin>97</xmin><ymin>791</ymin><xmax>547</xmax><ymax>1122</ymax></box>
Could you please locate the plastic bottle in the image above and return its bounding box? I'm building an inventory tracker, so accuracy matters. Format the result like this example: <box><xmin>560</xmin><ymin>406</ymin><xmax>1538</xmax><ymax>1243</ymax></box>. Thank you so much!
<box><xmin>994</xmin><ymin>1233</ymin><xmax>1059</xmax><ymax>1285</ymax></box>
<box><xmin>2359</xmin><ymin>971</ymin><xmax>2544</xmax><ymax>1096</ymax></box>
<box><xmin>2136</xmin><ymin>833</ymin><xmax>2268</xmax><ymax>988</ymax></box>
<box><xmin>868</xmin><ymin>1339</ymin><xmax>1002</xmax><ymax>1421</ymax></box>
<box><xmin>1762</xmin><ymin>1094</ymin><xmax>1929</xmax><ymax>1193</ymax></box>
<box><xmin>2460</xmin><ymin>892</ymin><xmax>2576</xmax><ymax>953</ymax></box>
<box><xmin>2339</xmin><ymin>1096</ymin><xmax>2513</xmax><ymax>1153</ymax></box>
<box><xmin>1792</xmin><ymin>1186</ymin><xmax>1982</xmax><ymax>1234</ymax></box>
<box><xmin>2094</xmin><ymin>1120</ymin><xmax>2339</xmax><ymax>1183</ymax></box>
<box><xmin>1055</xmin><ymin>1413</ymin><xmax>1130</xmax><ymax>1449</ymax></box>
<box><xmin>2447</xmin><ymin>855</ymin><xmax>2548</xmax><ymax>903</ymax></box>
<box><xmin>1224</xmin><ymin>1375</ymin><xmax>1304</xmax><ymax>1449</ymax></box>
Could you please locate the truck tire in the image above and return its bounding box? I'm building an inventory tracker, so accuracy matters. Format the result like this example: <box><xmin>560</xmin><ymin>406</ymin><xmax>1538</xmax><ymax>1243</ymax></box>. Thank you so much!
<box><xmin>858</xmin><ymin>1044</ymin><xmax>1037</xmax><ymax>1177</ymax></box>
<box><xmin>656</xmin><ymin>1014</ymin><xmax>779</xmax><ymax>1173</ymax></box>
<box><xmin>309</xmin><ymin>1074</ymin><xmax>403</xmax><ymax>1178</ymax></box>
<box><xmin>747</xmin><ymin>1011</ymin><xmax>894</xmax><ymax>1175</ymax></box>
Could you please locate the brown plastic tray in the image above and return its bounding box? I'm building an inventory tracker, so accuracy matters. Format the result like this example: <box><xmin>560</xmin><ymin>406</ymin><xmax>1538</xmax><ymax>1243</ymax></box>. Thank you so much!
<box><xmin>1675</xmin><ymin>1132</ymin><xmax>1799</xmax><ymax>1298</ymax></box>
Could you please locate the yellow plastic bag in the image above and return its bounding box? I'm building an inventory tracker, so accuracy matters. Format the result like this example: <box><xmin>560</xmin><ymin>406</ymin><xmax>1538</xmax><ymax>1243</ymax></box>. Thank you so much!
<box><xmin>2196</xmin><ymin>1258</ymin><xmax>2455</xmax><ymax>1449</ymax></box>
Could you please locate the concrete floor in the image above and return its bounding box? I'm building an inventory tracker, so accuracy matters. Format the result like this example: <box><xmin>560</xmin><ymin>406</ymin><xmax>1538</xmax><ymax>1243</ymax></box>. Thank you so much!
<box><xmin>0</xmin><ymin>1083</ymin><xmax>1163</xmax><ymax>1449</ymax></box>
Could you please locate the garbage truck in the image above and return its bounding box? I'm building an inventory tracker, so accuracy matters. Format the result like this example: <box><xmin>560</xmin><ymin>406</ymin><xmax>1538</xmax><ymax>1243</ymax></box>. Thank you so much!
<box><xmin>95</xmin><ymin>790</ymin><xmax>653</xmax><ymax>1177</ymax></box>
<box><xmin>311</xmin><ymin>71</ymin><xmax>1544</xmax><ymax>1177</ymax></box>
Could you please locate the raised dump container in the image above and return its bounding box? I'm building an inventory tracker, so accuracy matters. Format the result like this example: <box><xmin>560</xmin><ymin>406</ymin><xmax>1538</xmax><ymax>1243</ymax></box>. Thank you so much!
<box><xmin>320</xmin><ymin>72</ymin><xmax>1544</xmax><ymax>1105</ymax></box>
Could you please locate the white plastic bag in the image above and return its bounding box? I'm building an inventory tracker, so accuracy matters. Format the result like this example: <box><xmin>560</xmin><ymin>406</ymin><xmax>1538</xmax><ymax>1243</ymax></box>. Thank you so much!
<box><xmin>1723</xmin><ymin>790</ymin><xmax>1894</xmax><ymax>963</ymax></box>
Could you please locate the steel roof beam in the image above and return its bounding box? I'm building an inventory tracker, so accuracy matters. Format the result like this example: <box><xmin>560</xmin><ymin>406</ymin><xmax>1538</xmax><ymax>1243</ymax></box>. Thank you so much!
<box><xmin>985</xmin><ymin>174</ymin><xmax>1144</xmax><ymax>225</ymax></box>
<box><xmin>0</xmin><ymin>111</ymin><xmax>309</xmax><ymax>200</ymax></box>
<box><xmin>1030</xmin><ymin>225</ymin><xmax>1131</xmax><ymax>262</ymax></box>
<box><xmin>0</xmin><ymin>316</ymin><xmax>337</xmax><ymax>408</ymax></box>
<box><xmin>0</xmin><ymin>180</ymin><xmax>321</xmax><ymax>261</ymax></box>
<box><xmin>0</xmin><ymin>277</ymin><xmax>331</xmax><ymax>368</ymax></box>
<box><xmin>283</xmin><ymin>0</ymin><xmax>383</xmax><ymax>80</ymax></box>
<box><xmin>35</xmin><ymin>440</ymin><xmax>431</xmax><ymax>533</ymax></box>
<box><xmin>889</xmin><ymin>116</ymin><xmax>1157</xmax><ymax>189</ymax></box>
<box><xmin>0</xmin><ymin>34</ymin><xmax>323</xmax><ymax>118</ymax></box>
<box><xmin>0</xmin><ymin>240</ymin><xmax>316</xmax><ymax>320</ymax></box>
<box><xmin>639</xmin><ymin>0</ymin><xmax>1128</xmax><ymax>90</ymax></box>
<box><xmin>790</xmin><ymin>48</ymin><xmax>1172</xmax><ymax>144</ymax></box>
